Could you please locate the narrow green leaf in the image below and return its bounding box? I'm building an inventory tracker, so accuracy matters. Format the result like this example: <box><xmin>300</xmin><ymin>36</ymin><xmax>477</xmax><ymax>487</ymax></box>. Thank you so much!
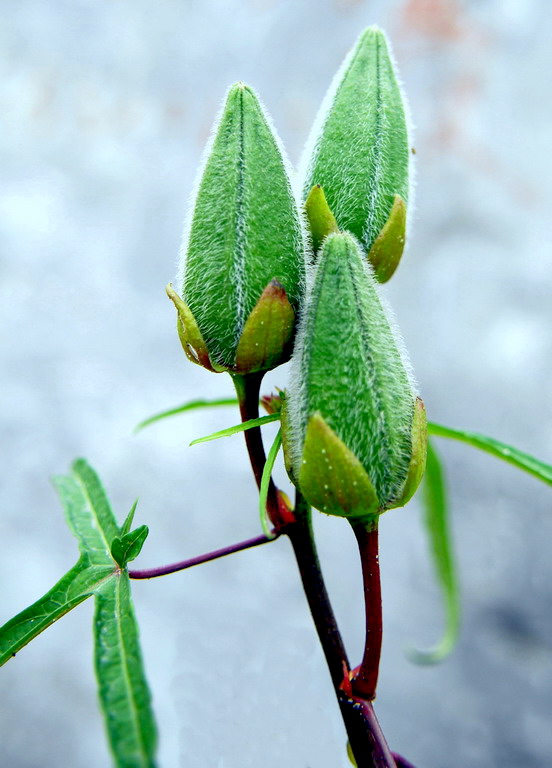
<box><xmin>55</xmin><ymin>459</ymin><xmax>119</xmax><ymax>560</ymax></box>
<box><xmin>121</xmin><ymin>499</ymin><xmax>139</xmax><ymax>537</ymax></box>
<box><xmin>95</xmin><ymin>574</ymin><xmax>157</xmax><ymax>768</ymax></box>
<box><xmin>411</xmin><ymin>439</ymin><xmax>460</xmax><ymax>664</ymax></box>
<box><xmin>190</xmin><ymin>413</ymin><xmax>280</xmax><ymax>446</ymax></box>
<box><xmin>0</xmin><ymin>560</ymin><xmax>113</xmax><ymax>666</ymax></box>
<box><xmin>134</xmin><ymin>398</ymin><xmax>239</xmax><ymax>432</ymax></box>
<box><xmin>112</xmin><ymin>526</ymin><xmax>149</xmax><ymax>568</ymax></box>
<box><xmin>428</xmin><ymin>421</ymin><xmax>552</xmax><ymax>486</ymax></box>
<box><xmin>259</xmin><ymin>428</ymin><xmax>282</xmax><ymax>538</ymax></box>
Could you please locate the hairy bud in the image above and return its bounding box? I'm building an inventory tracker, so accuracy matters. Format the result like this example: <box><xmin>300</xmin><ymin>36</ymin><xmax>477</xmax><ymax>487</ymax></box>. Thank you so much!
<box><xmin>282</xmin><ymin>233</ymin><xmax>426</xmax><ymax>522</ymax></box>
<box><xmin>300</xmin><ymin>27</ymin><xmax>411</xmax><ymax>281</ymax></box>
<box><xmin>172</xmin><ymin>82</ymin><xmax>306</xmax><ymax>373</ymax></box>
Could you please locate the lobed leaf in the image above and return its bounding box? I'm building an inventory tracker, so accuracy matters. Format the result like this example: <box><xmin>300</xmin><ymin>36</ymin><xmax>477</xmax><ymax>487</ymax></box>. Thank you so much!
<box><xmin>1</xmin><ymin>459</ymin><xmax>158</xmax><ymax>767</ymax></box>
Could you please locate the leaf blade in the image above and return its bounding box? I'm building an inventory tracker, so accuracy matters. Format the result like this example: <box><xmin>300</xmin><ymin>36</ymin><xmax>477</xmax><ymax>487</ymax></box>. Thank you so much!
<box><xmin>94</xmin><ymin>574</ymin><xmax>157</xmax><ymax>768</ymax></box>
<box><xmin>0</xmin><ymin>560</ymin><xmax>114</xmax><ymax>666</ymax></box>
<box><xmin>72</xmin><ymin>459</ymin><xmax>120</xmax><ymax>550</ymax></box>
<box><xmin>135</xmin><ymin>398</ymin><xmax>240</xmax><ymax>432</ymax></box>
<box><xmin>190</xmin><ymin>413</ymin><xmax>280</xmax><ymax>446</ymax></box>
<box><xmin>259</xmin><ymin>428</ymin><xmax>282</xmax><ymax>537</ymax></box>
<box><xmin>2</xmin><ymin>460</ymin><xmax>124</xmax><ymax>665</ymax></box>
<box><xmin>428</xmin><ymin>421</ymin><xmax>552</xmax><ymax>486</ymax></box>
<box><xmin>411</xmin><ymin>439</ymin><xmax>460</xmax><ymax>664</ymax></box>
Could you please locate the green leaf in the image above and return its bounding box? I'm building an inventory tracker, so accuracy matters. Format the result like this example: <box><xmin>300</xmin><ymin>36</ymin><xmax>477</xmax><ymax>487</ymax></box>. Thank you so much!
<box><xmin>56</xmin><ymin>459</ymin><xmax>120</xmax><ymax>562</ymax></box>
<box><xmin>95</xmin><ymin>573</ymin><xmax>157</xmax><ymax>768</ymax></box>
<box><xmin>121</xmin><ymin>499</ymin><xmax>139</xmax><ymax>536</ymax></box>
<box><xmin>1</xmin><ymin>461</ymin><xmax>122</xmax><ymax>665</ymax></box>
<box><xmin>135</xmin><ymin>398</ymin><xmax>239</xmax><ymax>432</ymax></box>
<box><xmin>428</xmin><ymin>421</ymin><xmax>552</xmax><ymax>486</ymax></box>
<box><xmin>0</xmin><ymin>560</ymin><xmax>112</xmax><ymax>666</ymax></box>
<box><xmin>259</xmin><ymin>428</ymin><xmax>282</xmax><ymax>537</ymax></box>
<box><xmin>1</xmin><ymin>459</ymin><xmax>158</xmax><ymax>768</ymax></box>
<box><xmin>111</xmin><ymin>526</ymin><xmax>149</xmax><ymax>568</ymax></box>
<box><xmin>190</xmin><ymin>413</ymin><xmax>280</xmax><ymax>446</ymax></box>
<box><xmin>411</xmin><ymin>439</ymin><xmax>460</xmax><ymax>664</ymax></box>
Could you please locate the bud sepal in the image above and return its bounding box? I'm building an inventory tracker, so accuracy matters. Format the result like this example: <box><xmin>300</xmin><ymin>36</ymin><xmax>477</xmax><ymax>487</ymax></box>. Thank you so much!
<box><xmin>388</xmin><ymin>397</ymin><xmax>427</xmax><ymax>509</ymax></box>
<box><xmin>299</xmin><ymin>412</ymin><xmax>380</xmax><ymax>523</ymax></box>
<box><xmin>234</xmin><ymin>280</ymin><xmax>295</xmax><ymax>373</ymax></box>
<box><xmin>305</xmin><ymin>184</ymin><xmax>339</xmax><ymax>253</ymax></box>
<box><xmin>367</xmin><ymin>194</ymin><xmax>407</xmax><ymax>283</ymax></box>
<box><xmin>166</xmin><ymin>284</ymin><xmax>223</xmax><ymax>372</ymax></box>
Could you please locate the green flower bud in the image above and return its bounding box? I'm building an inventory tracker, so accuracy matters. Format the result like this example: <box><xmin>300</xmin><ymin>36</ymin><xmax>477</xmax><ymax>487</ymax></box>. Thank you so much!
<box><xmin>282</xmin><ymin>232</ymin><xmax>425</xmax><ymax>522</ymax></box>
<box><xmin>173</xmin><ymin>82</ymin><xmax>306</xmax><ymax>373</ymax></box>
<box><xmin>300</xmin><ymin>27</ymin><xmax>411</xmax><ymax>281</ymax></box>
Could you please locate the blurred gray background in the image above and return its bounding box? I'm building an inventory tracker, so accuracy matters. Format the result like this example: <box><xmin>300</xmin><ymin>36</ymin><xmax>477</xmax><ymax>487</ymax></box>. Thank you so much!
<box><xmin>1</xmin><ymin>0</ymin><xmax>552</xmax><ymax>766</ymax></box>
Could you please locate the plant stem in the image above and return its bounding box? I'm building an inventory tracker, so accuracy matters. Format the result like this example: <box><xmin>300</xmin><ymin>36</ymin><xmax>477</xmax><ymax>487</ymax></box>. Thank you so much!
<box><xmin>339</xmin><ymin>696</ymin><xmax>397</xmax><ymax>768</ymax></box>
<box><xmin>287</xmin><ymin>492</ymin><xmax>350</xmax><ymax>688</ymax></box>
<box><xmin>350</xmin><ymin>520</ymin><xmax>383</xmax><ymax>701</ymax></box>
<box><xmin>235</xmin><ymin>373</ymin><xmax>397</xmax><ymax>767</ymax></box>
<box><xmin>232</xmin><ymin>372</ymin><xmax>292</xmax><ymax>529</ymax></box>
<box><xmin>128</xmin><ymin>531</ymin><xmax>278</xmax><ymax>579</ymax></box>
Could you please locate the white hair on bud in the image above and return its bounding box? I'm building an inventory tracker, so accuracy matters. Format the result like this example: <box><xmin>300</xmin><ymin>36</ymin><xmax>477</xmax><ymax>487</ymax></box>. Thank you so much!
<box><xmin>296</xmin><ymin>30</ymin><xmax>361</xmax><ymax>200</ymax></box>
<box><xmin>381</xmin><ymin>28</ymin><xmax>416</xmax><ymax>252</ymax></box>
<box><xmin>285</xmin><ymin>231</ymin><xmax>419</xmax><ymax>502</ymax></box>
<box><xmin>176</xmin><ymin>86</ymin><xmax>231</xmax><ymax>295</ymax></box>
<box><xmin>297</xmin><ymin>27</ymin><xmax>415</xmax><ymax>259</ymax></box>
<box><xmin>175</xmin><ymin>83</ymin><xmax>308</xmax><ymax>366</ymax></box>
<box><xmin>284</xmin><ymin>253</ymin><xmax>317</xmax><ymax>472</ymax></box>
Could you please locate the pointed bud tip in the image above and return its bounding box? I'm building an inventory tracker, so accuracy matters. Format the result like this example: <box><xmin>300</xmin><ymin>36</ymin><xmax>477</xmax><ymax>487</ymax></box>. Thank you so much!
<box><xmin>265</xmin><ymin>279</ymin><xmax>287</xmax><ymax>300</ymax></box>
<box><xmin>228</xmin><ymin>81</ymin><xmax>255</xmax><ymax>99</ymax></box>
<box><xmin>359</xmin><ymin>25</ymin><xmax>386</xmax><ymax>43</ymax></box>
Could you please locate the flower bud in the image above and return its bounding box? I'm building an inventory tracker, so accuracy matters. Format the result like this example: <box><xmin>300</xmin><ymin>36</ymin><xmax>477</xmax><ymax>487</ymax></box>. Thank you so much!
<box><xmin>282</xmin><ymin>232</ymin><xmax>426</xmax><ymax>522</ymax></box>
<box><xmin>173</xmin><ymin>82</ymin><xmax>306</xmax><ymax>373</ymax></box>
<box><xmin>300</xmin><ymin>27</ymin><xmax>411</xmax><ymax>281</ymax></box>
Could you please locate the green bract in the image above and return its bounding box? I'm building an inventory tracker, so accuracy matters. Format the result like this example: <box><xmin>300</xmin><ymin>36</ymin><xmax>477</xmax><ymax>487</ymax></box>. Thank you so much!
<box><xmin>171</xmin><ymin>82</ymin><xmax>305</xmax><ymax>373</ymax></box>
<box><xmin>300</xmin><ymin>27</ymin><xmax>411</xmax><ymax>281</ymax></box>
<box><xmin>282</xmin><ymin>232</ymin><xmax>426</xmax><ymax>522</ymax></box>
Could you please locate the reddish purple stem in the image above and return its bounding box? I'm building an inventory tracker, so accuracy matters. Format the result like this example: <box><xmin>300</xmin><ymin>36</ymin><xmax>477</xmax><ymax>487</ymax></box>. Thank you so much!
<box><xmin>350</xmin><ymin>521</ymin><xmax>383</xmax><ymax>701</ymax></box>
<box><xmin>128</xmin><ymin>530</ymin><xmax>278</xmax><ymax>579</ymax></box>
